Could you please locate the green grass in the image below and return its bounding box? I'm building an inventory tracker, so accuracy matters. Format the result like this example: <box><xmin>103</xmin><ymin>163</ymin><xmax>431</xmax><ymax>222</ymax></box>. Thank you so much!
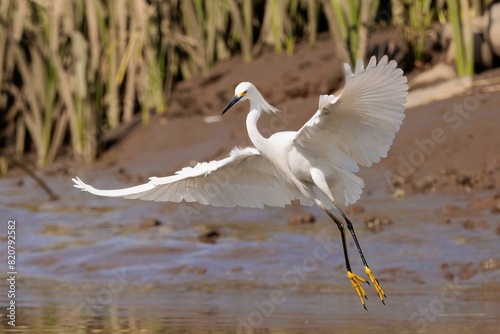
<box><xmin>0</xmin><ymin>0</ymin><xmax>483</xmax><ymax>169</ymax></box>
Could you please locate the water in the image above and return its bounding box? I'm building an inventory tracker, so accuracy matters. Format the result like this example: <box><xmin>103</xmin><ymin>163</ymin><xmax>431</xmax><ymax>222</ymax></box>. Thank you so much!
<box><xmin>0</xmin><ymin>176</ymin><xmax>498</xmax><ymax>333</ymax></box>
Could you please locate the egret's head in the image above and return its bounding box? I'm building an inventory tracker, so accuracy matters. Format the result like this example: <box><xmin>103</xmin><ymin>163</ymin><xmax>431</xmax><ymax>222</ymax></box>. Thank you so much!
<box><xmin>221</xmin><ymin>82</ymin><xmax>255</xmax><ymax>115</ymax></box>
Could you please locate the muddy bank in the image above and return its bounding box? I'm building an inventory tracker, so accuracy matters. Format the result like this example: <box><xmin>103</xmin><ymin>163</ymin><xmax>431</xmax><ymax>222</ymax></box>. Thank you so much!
<box><xmin>1</xmin><ymin>39</ymin><xmax>500</xmax><ymax>332</ymax></box>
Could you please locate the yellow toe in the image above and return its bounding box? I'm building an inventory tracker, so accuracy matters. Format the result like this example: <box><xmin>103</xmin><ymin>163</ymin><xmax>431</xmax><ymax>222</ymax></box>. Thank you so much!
<box><xmin>347</xmin><ymin>271</ymin><xmax>368</xmax><ymax>309</ymax></box>
<box><xmin>364</xmin><ymin>266</ymin><xmax>386</xmax><ymax>304</ymax></box>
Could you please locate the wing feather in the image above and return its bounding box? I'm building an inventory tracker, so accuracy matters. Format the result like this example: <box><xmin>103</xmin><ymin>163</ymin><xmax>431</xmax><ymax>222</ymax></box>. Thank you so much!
<box><xmin>292</xmin><ymin>56</ymin><xmax>407</xmax><ymax>206</ymax></box>
<box><xmin>73</xmin><ymin>147</ymin><xmax>309</xmax><ymax>209</ymax></box>
<box><xmin>294</xmin><ymin>55</ymin><xmax>408</xmax><ymax>168</ymax></box>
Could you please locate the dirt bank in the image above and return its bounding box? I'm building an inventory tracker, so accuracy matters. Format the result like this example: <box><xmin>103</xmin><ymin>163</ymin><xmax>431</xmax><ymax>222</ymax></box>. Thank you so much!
<box><xmin>1</xmin><ymin>38</ymin><xmax>499</xmax><ymax>333</ymax></box>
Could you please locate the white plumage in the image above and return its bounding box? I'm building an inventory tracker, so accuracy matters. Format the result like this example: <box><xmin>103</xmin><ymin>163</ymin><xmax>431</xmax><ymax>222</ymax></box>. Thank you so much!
<box><xmin>73</xmin><ymin>56</ymin><xmax>407</xmax><ymax>209</ymax></box>
<box><xmin>73</xmin><ymin>56</ymin><xmax>408</xmax><ymax>308</ymax></box>
<box><xmin>73</xmin><ymin>147</ymin><xmax>308</xmax><ymax>208</ymax></box>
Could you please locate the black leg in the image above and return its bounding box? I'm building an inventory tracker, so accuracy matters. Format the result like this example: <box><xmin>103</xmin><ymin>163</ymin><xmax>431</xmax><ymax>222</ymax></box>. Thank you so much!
<box><xmin>316</xmin><ymin>202</ymin><xmax>369</xmax><ymax>310</ymax></box>
<box><xmin>333</xmin><ymin>201</ymin><xmax>387</xmax><ymax>303</ymax></box>
<box><xmin>333</xmin><ymin>202</ymin><xmax>369</xmax><ymax>266</ymax></box>
<box><xmin>318</xmin><ymin>203</ymin><xmax>352</xmax><ymax>272</ymax></box>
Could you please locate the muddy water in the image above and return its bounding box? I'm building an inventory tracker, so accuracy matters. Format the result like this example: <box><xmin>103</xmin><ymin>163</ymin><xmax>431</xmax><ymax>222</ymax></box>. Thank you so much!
<box><xmin>0</xmin><ymin>176</ymin><xmax>498</xmax><ymax>333</ymax></box>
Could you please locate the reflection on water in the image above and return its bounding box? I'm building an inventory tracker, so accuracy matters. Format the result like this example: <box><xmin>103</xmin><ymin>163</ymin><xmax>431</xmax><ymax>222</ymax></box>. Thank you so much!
<box><xmin>1</xmin><ymin>282</ymin><xmax>498</xmax><ymax>333</ymax></box>
<box><xmin>0</xmin><ymin>177</ymin><xmax>498</xmax><ymax>332</ymax></box>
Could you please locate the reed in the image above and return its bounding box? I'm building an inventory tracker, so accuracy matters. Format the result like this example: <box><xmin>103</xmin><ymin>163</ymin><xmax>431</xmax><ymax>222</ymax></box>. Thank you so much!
<box><xmin>393</xmin><ymin>0</ymin><xmax>435</xmax><ymax>63</ymax></box>
<box><xmin>446</xmin><ymin>0</ymin><xmax>474</xmax><ymax>76</ymax></box>
<box><xmin>393</xmin><ymin>0</ymin><xmax>477</xmax><ymax>75</ymax></box>
<box><xmin>0</xmin><ymin>0</ymin><xmax>483</xmax><ymax>168</ymax></box>
<box><xmin>325</xmin><ymin>0</ymin><xmax>380</xmax><ymax>64</ymax></box>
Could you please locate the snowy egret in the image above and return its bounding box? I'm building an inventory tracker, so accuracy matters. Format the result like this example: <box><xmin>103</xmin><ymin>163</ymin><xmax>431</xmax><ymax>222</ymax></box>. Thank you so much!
<box><xmin>73</xmin><ymin>56</ymin><xmax>408</xmax><ymax>309</ymax></box>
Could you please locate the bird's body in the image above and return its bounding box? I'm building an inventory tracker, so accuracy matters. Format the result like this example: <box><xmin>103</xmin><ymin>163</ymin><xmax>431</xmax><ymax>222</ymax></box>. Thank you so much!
<box><xmin>73</xmin><ymin>56</ymin><xmax>408</xmax><ymax>309</ymax></box>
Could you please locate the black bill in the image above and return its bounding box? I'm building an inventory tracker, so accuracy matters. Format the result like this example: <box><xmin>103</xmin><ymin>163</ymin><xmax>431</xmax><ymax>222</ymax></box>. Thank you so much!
<box><xmin>221</xmin><ymin>95</ymin><xmax>242</xmax><ymax>115</ymax></box>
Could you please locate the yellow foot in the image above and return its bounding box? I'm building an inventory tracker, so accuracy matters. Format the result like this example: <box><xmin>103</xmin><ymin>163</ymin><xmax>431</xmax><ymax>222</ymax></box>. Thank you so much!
<box><xmin>364</xmin><ymin>266</ymin><xmax>386</xmax><ymax>305</ymax></box>
<box><xmin>347</xmin><ymin>271</ymin><xmax>369</xmax><ymax>310</ymax></box>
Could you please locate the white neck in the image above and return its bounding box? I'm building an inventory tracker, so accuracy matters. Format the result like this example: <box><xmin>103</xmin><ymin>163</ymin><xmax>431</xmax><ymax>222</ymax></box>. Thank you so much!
<box><xmin>246</xmin><ymin>107</ymin><xmax>267</xmax><ymax>152</ymax></box>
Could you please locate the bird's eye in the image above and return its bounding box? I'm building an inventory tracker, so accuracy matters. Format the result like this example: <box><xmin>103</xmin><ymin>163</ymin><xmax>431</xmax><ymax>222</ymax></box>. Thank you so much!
<box><xmin>243</xmin><ymin>90</ymin><xmax>248</xmax><ymax>95</ymax></box>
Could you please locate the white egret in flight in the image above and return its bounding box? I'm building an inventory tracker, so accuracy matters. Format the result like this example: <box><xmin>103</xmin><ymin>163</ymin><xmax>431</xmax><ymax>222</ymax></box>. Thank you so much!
<box><xmin>73</xmin><ymin>56</ymin><xmax>407</xmax><ymax>309</ymax></box>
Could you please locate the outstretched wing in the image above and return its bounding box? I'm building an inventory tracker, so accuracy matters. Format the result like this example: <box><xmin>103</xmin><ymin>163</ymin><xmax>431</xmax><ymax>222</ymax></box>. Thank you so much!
<box><xmin>73</xmin><ymin>147</ymin><xmax>311</xmax><ymax>209</ymax></box>
<box><xmin>294</xmin><ymin>56</ymin><xmax>408</xmax><ymax>168</ymax></box>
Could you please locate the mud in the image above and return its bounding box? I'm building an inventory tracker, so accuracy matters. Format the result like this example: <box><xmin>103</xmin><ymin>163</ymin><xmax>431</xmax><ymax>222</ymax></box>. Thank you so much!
<box><xmin>1</xmin><ymin>38</ymin><xmax>500</xmax><ymax>332</ymax></box>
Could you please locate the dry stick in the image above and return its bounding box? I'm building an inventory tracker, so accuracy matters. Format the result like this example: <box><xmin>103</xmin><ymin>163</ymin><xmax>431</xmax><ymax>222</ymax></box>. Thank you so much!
<box><xmin>9</xmin><ymin>157</ymin><xmax>59</xmax><ymax>201</ymax></box>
